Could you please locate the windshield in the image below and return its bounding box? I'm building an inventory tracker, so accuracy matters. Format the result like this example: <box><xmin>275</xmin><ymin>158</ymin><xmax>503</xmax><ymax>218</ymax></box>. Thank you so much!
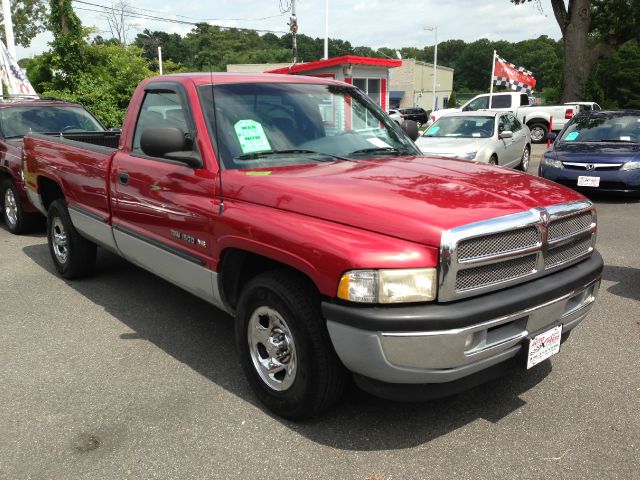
<box><xmin>422</xmin><ymin>116</ymin><xmax>495</xmax><ymax>139</ymax></box>
<box><xmin>560</xmin><ymin>113</ymin><xmax>640</xmax><ymax>143</ymax></box>
<box><xmin>198</xmin><ymin>82</ymin><xmax>420</xmax><ymax>169</ymax></box>
<box><xmin>0</xmin><ymin>106</ymin><xmax>104</xmax><ymax>138</ymax></box>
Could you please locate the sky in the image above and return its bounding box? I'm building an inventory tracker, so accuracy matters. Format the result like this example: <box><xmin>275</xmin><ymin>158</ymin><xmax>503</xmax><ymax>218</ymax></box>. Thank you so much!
<box><xmin>15</xmin><ymin>0</ymin><xmax>562</xmax><ymax>60</ymax></box>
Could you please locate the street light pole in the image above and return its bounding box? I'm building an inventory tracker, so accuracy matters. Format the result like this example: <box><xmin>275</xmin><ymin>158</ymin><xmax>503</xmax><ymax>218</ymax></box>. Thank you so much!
<box><xmin>424</xmin><ymin>26</ymin><xmax>438</xmax><ymax>112</ymax></box>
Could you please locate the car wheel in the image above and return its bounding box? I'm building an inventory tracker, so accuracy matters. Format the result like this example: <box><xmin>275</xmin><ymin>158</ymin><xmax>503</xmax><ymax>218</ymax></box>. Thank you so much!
<box><xmin>1</xmin><ymin>179</ymin><xmax>42</xmax><ymax>234</ymax></box>
<box><xmin>416</xmin><ymin>121</ymin><xmax>422</xmax><ymax>128</ymax></box>
<box><xmin>236</xmin><ymin>270</ymin><xmax>348</xmax><ymax>419</ymax></box>
<box><xmin>528</xmin><ymin>123</ymin><xmax>548</xmax><ymax>143</ymax></box>
<box><xmin>518</xmin><ymin>145</ymin><xmax>531</xmax><ymax>172</ymax></box>
<box><xmin>47</xmin><ymin>199</ymin><xmax>97</xmax><ymax>279</ymax></box>
<box><xmin>489</xmin><ymin>155</ymin><xmax>498</xmax><ymax>166</ymax></box>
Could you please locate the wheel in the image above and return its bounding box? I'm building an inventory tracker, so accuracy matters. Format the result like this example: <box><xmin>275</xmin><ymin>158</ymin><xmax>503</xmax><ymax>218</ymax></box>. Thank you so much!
<box><xmin>236</xmin><ymin>270</ymin><xmax>348</xmax><ymax>419</ymax></box>
<box><xmin>489</xmin><ymin>155</ymin><xmax>498</xmax><ymax>166</ymax></box>
<box><xmin>47</xmin><ymin>199</ymin><xmax>96</xmax><ymax>279</ymax></box>
<box><xmin>528</xmin><ymin>122</ymin><xmax>548</xmax><ymax>143</ymax></box>
<box><xmin>1</xmin><ymin>179</ymin><xmax>43</xmax><ymax>234</ymax></box>
<box><xmin>518</xmin><ymin>145</ymin><xmax>531</xmax><ymax>172</ymax></box>
<box><xmin>416</xmin><ymin>121</ymin><xmax>423</xmax><ymax>128</ymax></box>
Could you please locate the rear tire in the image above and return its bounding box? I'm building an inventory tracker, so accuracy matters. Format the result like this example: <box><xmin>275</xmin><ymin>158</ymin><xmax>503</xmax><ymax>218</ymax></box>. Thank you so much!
<box><xmin>529</xmin><ymin>122</ymin><xmax>548</xmax><ymax>143</ymax></box>
<box><xmin>1</xmin><ymin>179</ymin><xmax>42</xmax><ymax>234</ymax></box>
<box><xmin>236</xmin><ymin>270</ymin><xmax>348</xmax><ymax>419</ymax></box>
<box><xmin>47</xmin><ymin>199</ymin><xmax>96</xmax><ymax>279</ymax></box>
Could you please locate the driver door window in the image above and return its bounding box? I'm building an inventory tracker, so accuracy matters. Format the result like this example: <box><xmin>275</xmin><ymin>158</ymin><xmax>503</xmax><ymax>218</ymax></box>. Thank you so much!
<box><xmin>465</xmin><ymin>97</ymin><xmax>488</xmax><ymax>111</ymax></box>
<box><xmin>133</xmin><ymin>92</ymin><xmax>190</xmax><ymax>155</ymax></box>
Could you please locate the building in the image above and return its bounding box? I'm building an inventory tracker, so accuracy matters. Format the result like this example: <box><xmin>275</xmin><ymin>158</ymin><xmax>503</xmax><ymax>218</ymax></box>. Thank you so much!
<box><xmin>227</xmin><ymin>55</ymin><xmax>402</xmax><ymax>112</ymax></box>
<box><xmin>389</xmin><ymin>59</ymin><xmax>454</xmax><ymax>111</ymax></box>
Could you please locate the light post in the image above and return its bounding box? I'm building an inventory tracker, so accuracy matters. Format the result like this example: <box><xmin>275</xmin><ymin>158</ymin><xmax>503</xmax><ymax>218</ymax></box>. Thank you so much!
<box><xmin>424</xmin><ymin>26</ymin><xmax>438</xmax><ymax>112</ymax></box>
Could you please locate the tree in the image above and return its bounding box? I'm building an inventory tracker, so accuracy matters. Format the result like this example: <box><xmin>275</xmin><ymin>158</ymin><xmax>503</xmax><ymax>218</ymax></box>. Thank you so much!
<box><xmin>48</xmin><ymin>0</ymin><xmax>85</xmax><ymax>89</ymax></box>
<box><xmin>512</xmin><ymin>0</ymin><xmax>640</xmax><ymax>101</ymax></box>
<box><xmin>0</xmin><ymin>0</ymin><xmax>48</xmax><ymax>48</ymax></box>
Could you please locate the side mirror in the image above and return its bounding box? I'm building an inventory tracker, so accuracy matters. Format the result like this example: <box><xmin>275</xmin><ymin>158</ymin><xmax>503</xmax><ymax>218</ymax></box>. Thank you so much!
<box><xmin>140</xmin><ymin>126</ymin><xmax>202</xmax><ymax>168</ymax></box>
<box><xmin>401</xmin><ymin>120</ymin><xmax>420</xmax><ymax>141</ymax></box>
<box><xmin>499</xmin><ymin>130</ymin><xmax>513</xmax><ymax>139</ymax></box>
<box><xmin>547</xmin><ymin>132</ymin><xmax>557</xmax><ymax>141</ymax></box>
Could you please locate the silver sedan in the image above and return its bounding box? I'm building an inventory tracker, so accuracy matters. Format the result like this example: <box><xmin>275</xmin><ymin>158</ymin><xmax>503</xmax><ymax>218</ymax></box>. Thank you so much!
<box><xmin>415</xmin><ymin>111</ymin><xmax>532</xmax><ymax>171</ymax></box>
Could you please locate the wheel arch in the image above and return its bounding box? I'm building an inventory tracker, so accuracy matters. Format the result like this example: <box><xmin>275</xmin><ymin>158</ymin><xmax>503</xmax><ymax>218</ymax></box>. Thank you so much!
<box><xmin>37</xmin><ymin>176</ymin><xmax>66</xmax><ymax>212</ymax></box>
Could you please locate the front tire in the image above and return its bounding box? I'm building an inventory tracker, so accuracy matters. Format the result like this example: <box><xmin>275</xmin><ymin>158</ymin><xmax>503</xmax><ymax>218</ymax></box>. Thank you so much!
<box><xmin>1</xmin><ymin>179</ymin><xmax>42</xmax><ymax>234</ymax></box>
<box><xmin>518</xmin><ymin>145</ymin><xmax>531</xmax><ymax>172</ymax></box>
<box><xmin>529</xmin><ymin>122</ymin><xmax>548</xmax><ymax>143</ymax></box>
<box><xmin>47</xmin><ymin>199</ymin><xmax>96</xmax><ymax>279</ymax></box>
<box><xmin>489</xmin><ymin>155</ymin><xmax>498</xmax><ymax>166</ymax></box>
<box><xmin>236</xmin><ymin>270</ymin><xmax>348</xmax><ymax>419</ymax></box>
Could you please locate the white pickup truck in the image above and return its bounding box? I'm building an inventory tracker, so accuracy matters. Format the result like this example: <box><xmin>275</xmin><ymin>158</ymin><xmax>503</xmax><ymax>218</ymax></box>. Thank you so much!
<box><xmin>431</xmin><ymin>92</ymin><xmax>582</xmax><ymax>143</ymax></box>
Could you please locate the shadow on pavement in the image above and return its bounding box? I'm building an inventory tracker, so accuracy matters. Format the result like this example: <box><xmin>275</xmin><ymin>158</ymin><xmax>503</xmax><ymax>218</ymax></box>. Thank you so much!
<box><xmin>23</xmin><ymin>243</ymin><xmax>552</xmax><ymax>451</ymax></box>
<box><xmin>603</xmin><ymin>265</ymin><xmax>640</xmax><ymax>302</ymax></box>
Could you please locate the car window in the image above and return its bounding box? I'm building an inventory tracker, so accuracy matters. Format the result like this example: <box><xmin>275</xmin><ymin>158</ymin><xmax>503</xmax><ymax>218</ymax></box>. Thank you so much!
<box><xmin>465</xmin><ymin>97</ymin><xmax>488</xmax><ymax>111</ymax></box>
<box><xmin>490</xmin><ymin>95</ymin><xmax>512</xmax><ymax>109</ymax></box>
<box><xmin>133</xmin><ymin>91</ymin><xmax>191</xmax><ymax>154</ymax></box>
<box><xmin>508</xmin><ymin>114</ymin><xmax>521</xmax><ymax>131</ymax></box>
<box><xmin>498</xmin><ymin>115</ymin><xmax>511</xmax><ymax>133</ymax></box>
<box><xmin>0</xmin><ymin>106</ymin><xmax>104</xmax><ymax>138</ymax></box>
<box><xmin>424</xmin><ymin>116</ymin><xmax>495</xmax><ymax>138</ymax></box>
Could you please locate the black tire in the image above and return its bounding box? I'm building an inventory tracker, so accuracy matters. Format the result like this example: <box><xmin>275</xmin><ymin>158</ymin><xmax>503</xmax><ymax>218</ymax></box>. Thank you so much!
<box><xmin>1</xmin><ymin>179</ymin><xmax>43</xmax><ymax>234</ymax></box>
<box><xmin>518</xmin><ymin>145</ymin><xmax>531</xmax><ymax>172</ymax></box>
<box><xmin>528</xmin><ymin>122</ymin><xmax>549</xmax><ymax>143</ymax></box>
<box><xmin>236</xmin><ymin>270</ymin><xmax>348</xmax><ymax>419</ymax></box>
<box><xmin>489</xmin><ymin>155</ymin><xmax>498</xmax><ymax>166</ymax></box>
<box><xmin>46</xmin><ymin>199</ymin><xmax>96</xmax><ymax>279</ymax></box>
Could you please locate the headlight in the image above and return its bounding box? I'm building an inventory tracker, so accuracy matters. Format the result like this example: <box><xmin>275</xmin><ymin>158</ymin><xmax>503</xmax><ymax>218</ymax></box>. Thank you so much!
<box><xmin>621</xmin><ymin>161</ymin><xmax>640</xmax><ymax>171</ymax></box>
<box><xmin>542</xmin><ymin>156</ymin><xmax>563</xmax><ymax>168</ymax></box>
<box><xmin>457</xmin><ymin>151</ymin><xmax>477</xmax><ymax>160</ymax></box>
<box><xmin>337</xmin><ymin>268</ymin><xmax>437</xmax><ymax>303</ymax></box>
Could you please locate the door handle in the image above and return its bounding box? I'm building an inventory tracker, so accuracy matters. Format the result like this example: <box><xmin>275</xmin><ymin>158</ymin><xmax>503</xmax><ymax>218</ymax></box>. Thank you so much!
<box><xmin>118</xmin><ymin>172</ymin><xmax>129</xmax><ymax>185</ymax></box>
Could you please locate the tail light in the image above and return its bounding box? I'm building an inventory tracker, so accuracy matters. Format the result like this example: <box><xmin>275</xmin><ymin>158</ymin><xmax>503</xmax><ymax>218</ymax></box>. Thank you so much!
<box><xmin>565</xmin><ymin>108</ymin><xmax>574</xmax><ymax>119</ymax></box>
<box><xmin>430</xmin><ymin>114</ymin><xmax>436</xmax><ymax>121</ymax></box>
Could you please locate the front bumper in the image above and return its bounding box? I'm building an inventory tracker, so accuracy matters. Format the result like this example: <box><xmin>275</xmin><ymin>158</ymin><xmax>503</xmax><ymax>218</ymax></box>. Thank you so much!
<box><xmin>540</xmin><ymin>165</ymin><xmax>640</xmax><ymax>194</ymax></box>
<box><xmin>323</xmin><ymin>251</ymin><xmax>602</xmax><ymax>390</ymax></box>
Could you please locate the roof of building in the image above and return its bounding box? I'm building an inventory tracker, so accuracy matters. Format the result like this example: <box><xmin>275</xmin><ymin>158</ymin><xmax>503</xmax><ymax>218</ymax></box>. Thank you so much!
<box><xmin>265</xmin><ymin>55</ymin><xmax>402</xmax><ymax>74</ymax></box>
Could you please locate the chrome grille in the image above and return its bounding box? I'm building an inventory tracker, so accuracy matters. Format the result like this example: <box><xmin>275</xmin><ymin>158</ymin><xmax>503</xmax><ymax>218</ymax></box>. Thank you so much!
<box><xmin>547</xmin><ymin>236</ymin><xmax>594</xmax><ymax>269</ymax></box>
<box><xmin>456</xmin><ymin>254</ymin><xmax>538</xmax><ymax>291</ymax></box>
<box><xmin>439</xmin><ymin>201</ymin><xmax>597</xmax><ymax>302</ymax></box>
<box><xmin>548</xmin><ymin>211</ymin><xmax>594</xmax><ymax>242</ymax></box>
<box><xmin>457</xmin><ymin>227</ymin><xmax>539</xmax><ymax>261</ymax></box>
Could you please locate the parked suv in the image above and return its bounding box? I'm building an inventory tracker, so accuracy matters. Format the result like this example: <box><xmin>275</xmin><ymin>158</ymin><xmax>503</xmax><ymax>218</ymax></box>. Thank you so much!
<box><xmin>0</xmin><ymin>97</ymin><xmax>105</xmax><ymax>233</ymax></box>
<box><xmin>399</xmin><ymin>107</ymin><xmax>429</xmax><ymax>127</ymax></box>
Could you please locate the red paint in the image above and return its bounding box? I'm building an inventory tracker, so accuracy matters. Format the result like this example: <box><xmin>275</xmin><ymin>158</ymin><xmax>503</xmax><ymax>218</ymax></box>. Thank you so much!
<box><xmin>265</xmin><ymin>55</ymin><xmax>402</xmax><ymax>75</ymax></box>
<box><xmin>381</xmin><ymin>78</ymin><xmax>387</xmax><ymax>111</ymax></box>
<box><xmin>24</xmin><ymin>73</ymin><xmax>585</xmax><ymax>297</ymax></box>
<box><xmin>547</xmin><ymin>116</ymin><xmax>554</xmax><ymax>148</ymax></box>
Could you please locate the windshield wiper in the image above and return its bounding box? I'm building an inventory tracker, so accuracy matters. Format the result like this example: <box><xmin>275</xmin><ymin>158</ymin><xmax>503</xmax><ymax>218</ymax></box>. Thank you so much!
<box><xmin>235</xmin><ymin>149</ymin><xmax>342</xmax><ymax>161</ymax></box>
<box><xmin>348</xmin><ymin>147</ymin><xmax>406</xmax><ymax>156</ymax></box>
<box><xmin>597</xmin><ymin>139</ymin><xmax>636</xmax><ymax>143</ymax></box>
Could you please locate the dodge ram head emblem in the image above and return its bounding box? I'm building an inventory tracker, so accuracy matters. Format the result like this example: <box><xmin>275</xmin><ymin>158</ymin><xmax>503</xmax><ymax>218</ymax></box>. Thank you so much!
<box><xmin>586</xmin><ymin>164</ymin><xmax>596</xmax><ymax>171</ymax></box>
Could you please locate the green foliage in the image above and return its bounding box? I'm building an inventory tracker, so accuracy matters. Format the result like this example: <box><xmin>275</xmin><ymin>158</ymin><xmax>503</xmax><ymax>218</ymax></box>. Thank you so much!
<box><xmin>587</xmin><ymin>40</ymin><xmax>640</xmax><ymax>108</ymax></box>
<box><xmin>447</xmin><ymin>91</ymin><xmax>458</xmax><ymax>108</ymax></box>
<box><xmin>0</xmin><ymin>0</ymin><xmax>48</xmax><ymax>47</ymax></box>
<box><xmin>48</xmin><ymin>0</ymin><xmax>85</xmax><ymax>89</ymax></box>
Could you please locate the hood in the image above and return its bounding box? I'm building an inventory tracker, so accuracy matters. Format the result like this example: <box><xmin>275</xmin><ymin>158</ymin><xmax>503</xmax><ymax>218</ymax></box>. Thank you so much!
<box><xmin>415</xmin><ymin>137</ymin><xmax>488</xmax><ymax>155</ymax></box>
<box><xmin>222</xmin><ymin>156</ymin><xmax>584</xmax><ymax>247</ymax></box>
<box><xmin>555</xmin><ymin>141</ymin><xmax>640</xmax><ymax>164</ymax></box>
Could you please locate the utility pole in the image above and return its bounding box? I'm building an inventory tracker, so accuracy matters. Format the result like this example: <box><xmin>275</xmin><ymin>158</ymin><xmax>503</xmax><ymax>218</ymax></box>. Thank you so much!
<box><xmin>2</xmin><ymin>0</ymin><xmax>16</xmax><ymax>60</ymax></box>
<box><xmin>324</xmin><ymin>0</ymin><xmax>328</xmax><ymax>59</ymax></box>
<box><xmin>290</xmin><ymin>0</ymin><xmax>298</xmax><ymax>63</ymax></box>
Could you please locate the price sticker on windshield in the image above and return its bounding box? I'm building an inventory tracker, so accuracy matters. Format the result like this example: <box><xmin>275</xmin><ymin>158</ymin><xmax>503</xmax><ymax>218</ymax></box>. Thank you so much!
<box><xmin>234</xmin><ymin>119</ymin><xmax>272</xmax><ymax>154</ymax></box>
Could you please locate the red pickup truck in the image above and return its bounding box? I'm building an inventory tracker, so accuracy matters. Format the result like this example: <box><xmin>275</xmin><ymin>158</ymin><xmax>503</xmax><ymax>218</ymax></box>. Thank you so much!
<box><xmin>0</xmin><ymin>98</ymin><xmax>105</xmax><ymax>233</ymax></box>
<box><xmin>23</xmin><ymin>73</ymin><xmax>603</xmax><ymax>419</ymax></box>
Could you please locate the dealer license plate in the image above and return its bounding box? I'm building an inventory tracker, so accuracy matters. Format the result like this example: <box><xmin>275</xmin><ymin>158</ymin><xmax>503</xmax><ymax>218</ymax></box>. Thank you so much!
<box><xmin>526</xmin><ymin>325</ymin><xmax>563</xmax><ymax>369</ymax></box>
<box><xmin>577</xmin><ymin>176</ymin><xmax>600</xmax><ymax>187</ymax></box>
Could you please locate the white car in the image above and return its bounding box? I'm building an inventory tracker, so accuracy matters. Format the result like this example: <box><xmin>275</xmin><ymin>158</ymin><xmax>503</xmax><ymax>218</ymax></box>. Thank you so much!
<box><xmin>388</xmin><ymin>109</ymin><xmax>403</xmax><ymax>124</ymax></box>
<box><xmin>416</xmin><ymin>110</ymin><xmax>532</xmax><ymax>170</ymax></box>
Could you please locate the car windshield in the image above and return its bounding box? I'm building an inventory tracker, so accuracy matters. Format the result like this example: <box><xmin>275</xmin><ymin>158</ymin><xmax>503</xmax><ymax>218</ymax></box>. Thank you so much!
<box><xmin>422</xmin><ymin>116</ymin><xmax>495</xmax><ymax>139</ymax></box>
<box><xmin>0</xmin><ymin>106</ymin><xmax>104</xmax><ymax>138</ymax></box>
<box><xmin>198</xmin><ymin>82</ymin><xmax>420</xmax><ymax>169</ymax></box>
<box><xmin>560</xmin><ymin>113</ymin><xmax>640</xmax><ymax>143</ymax></box>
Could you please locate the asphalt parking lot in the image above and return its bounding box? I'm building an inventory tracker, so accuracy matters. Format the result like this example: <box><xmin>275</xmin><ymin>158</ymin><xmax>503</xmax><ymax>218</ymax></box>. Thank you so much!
<box><xmin>1</xmin><ymin>143</ymin><xmax>639</xmax><ymax>480</ymax></box>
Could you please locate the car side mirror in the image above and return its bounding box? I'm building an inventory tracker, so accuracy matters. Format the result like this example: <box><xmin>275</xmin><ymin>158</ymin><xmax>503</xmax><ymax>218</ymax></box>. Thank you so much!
<box><xmin>547</xmin><ymin>132</ymin><xmax>557</xmax><ymax>141</ymax></box>
<box><xmin>499</xmin><ymin>130</ymin><xmax>513</xmax><ymax>139</ymax></box>
<box><xmin>140</xmin><ymin>126</ymin><xmax>202</xmax><ymax>168</ymax></box>
<box><xmin>401</xmin><ymin>120</ymin><xmax>420</xmax><ymax>141</ymax></box>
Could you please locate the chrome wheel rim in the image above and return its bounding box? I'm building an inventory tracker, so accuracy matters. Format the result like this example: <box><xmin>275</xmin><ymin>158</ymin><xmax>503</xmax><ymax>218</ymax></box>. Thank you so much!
<box><xmin>51</xmin><ymin>216</ymin><xmax>69</xmax><ymax>264</ymax></box>
<box><xmin>4</xmin><ymin>187</ymin><xmax>17</xmax><ymax>226</ymax></box>
<box><xmin>247</xmin><ymin>306</ymin><xmax>297</xmax><ymax>391</ymax></box>
<box><xmin>530</xmin><ymin>127</ymin><xmax>545</xmax><ymax>142</ymax></box>
<box><xmin>522</xmin><ymin>147</ymin><xmax>530</xmax><ymax>171</ymax></box>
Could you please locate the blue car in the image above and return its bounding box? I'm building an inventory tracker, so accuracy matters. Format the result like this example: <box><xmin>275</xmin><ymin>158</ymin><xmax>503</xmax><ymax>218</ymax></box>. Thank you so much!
<box><xmin>539</xmin><ymin>110</ymin><xmax>640</xmax><ymax>195</ymax></box>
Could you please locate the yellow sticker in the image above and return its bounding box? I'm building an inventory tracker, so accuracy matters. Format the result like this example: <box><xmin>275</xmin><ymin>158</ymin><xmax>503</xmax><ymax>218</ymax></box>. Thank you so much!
<box><xmin>245</xmin><ymin>171</ymin><xmax>272</xmax><ymax>176</ymax></box>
